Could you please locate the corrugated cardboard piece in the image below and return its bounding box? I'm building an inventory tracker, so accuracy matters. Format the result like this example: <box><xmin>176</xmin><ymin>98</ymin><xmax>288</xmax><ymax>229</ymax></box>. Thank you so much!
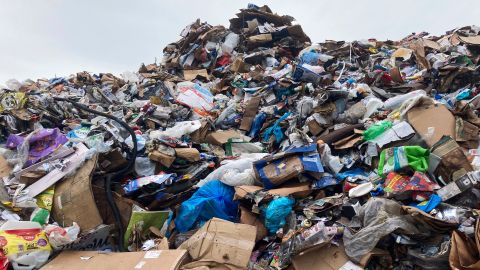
<box><xmin>41</xmin><ymin>250</ymin><xmax>188</xmax><ymax>270</ymax></box>
<box><xmin>292</xmin><ymin>244</ymin><xmax>362</xmax><ymax>270</ymax></box>
<box><xmin>52</xmin><ymin>155</ymin><xmax>103</xmax><ymax>232</ymax></box>
<box><xmin>178</xmin><ymin>218</ymin><xmax>256</xmax><ymax>270</ymax></box>
<box><xmin>407</xmin><ymin>103</ymin><xmax>455</xmax><ymax>147</ymax></box>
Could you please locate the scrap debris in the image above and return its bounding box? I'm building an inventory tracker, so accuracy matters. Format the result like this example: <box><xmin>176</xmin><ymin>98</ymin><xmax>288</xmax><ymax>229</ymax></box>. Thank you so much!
<box><xmin>0</xmin><ymin>4</ymin><xmax>479</xmax><ymax>270</ymax></box>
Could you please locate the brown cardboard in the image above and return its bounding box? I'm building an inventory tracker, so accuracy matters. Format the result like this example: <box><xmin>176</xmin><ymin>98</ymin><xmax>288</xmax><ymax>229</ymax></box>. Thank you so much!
<box><xmin>292</xmin><ymin>244</ymin><xmax>362</xmax><ymax>270</ymax></box>
<box><xmin>239</xmin><ymin>96</ymin><xmax>261</xmax><ymax>131</ymax></box>
<box><xmin>52</xmin><ymin>155</ymin><xmax>103</xmax><ymax>232</ymax></box>
<box><xmin>457</xmin><ymin>35</ymin><xmax>480</xmax><ymax>45</ymax></box>
<box><xmin>148</xmin><ymin>150</ymin><xmax>176</xmax><ymax>168</ymax></box>
<box><xmin>234</xmin><ymin>182</ymin><xmax>311</xmax><ymax>200</ymax></box>
<box><xmin>178</xmin><ymin>218</ymin><xmax>256</xmax><ymax>270</ymax></box>
<box><xmin>183</xmin><ymin>69</ymin><xmax>208</xmax><ymax>81</ymax></box>
<box><xmin>449</xmin><ymin>220</ymin><xmax>480</xmax><ymax>269</ymax></box>
<box><xmin>0</xmin><ymin>156</ymin><xmax>12</xmax><ymax>178</ymax></box>
<box><xmin>205</xmin><ymin>130</ymin><xmax>251</xmax><ymax>146</ymax></box>
<box><xmin>254</xmin><ymin>155</ymin><xmax>303</xmax><ymax>187</ymax></box>
<box><xmin>189</xmin><ymin>120</ymin><xmax>210</xmax><ymax>143</ymax></box>
<box><xmin>407</xmin><ymin>103</ymin><xmax>455</xmax><ymax>147</ymax></box>
<box><xmin>239</xmin><ymin>206</ymin><xmax>267</xmax><ymax>242</ymax></box>
<box><xmin>230</xmin><ymin>57</ymin><xmax>251</xmax><ymax>73</ymax></box>
<box><xmin>41</xmin><ymin>250</ymin><xmax>189</xmax><ymax>270</ymax></box>
<box><xmin>174</xmin><ymin>148</ymin><xmax>200</xmax><ymax>162</ymax></box>
<box><xmin>307</xmin><ymin>119</ymin><xmax>323</xmax><ymax>136</ymax></box>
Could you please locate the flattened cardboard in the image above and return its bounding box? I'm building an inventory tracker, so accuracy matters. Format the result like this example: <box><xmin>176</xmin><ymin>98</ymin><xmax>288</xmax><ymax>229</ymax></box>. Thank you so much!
<box><xmin>52</xmin><ymin>155</ymin><xmax>103</xmax><ymax>232</ymax></box>
<box><xmin>0</xmin><ymin>156</ymin><xmax>12</xmax><ymax>178</ymax></box>
<box><xmin>234</xmin><ymin>182</ymin><xmax>311</xmax><ymax>200</ymax></box>
<box><xmin>41</xmin><ymin>250</ymin><xmax>188</xmax><ymax>270</ymax></box>
<box><xmin>292</xmin><ymin>244</ymin><xmax>362</xmax><ymax>270</ymax></box>
<box><xmin>239</xmin><ymin>96</ymin><xmax>261</xmax><ymax>131</ymax></box>
<box><xmin>457</xmin><ymin>35</ymin><xmax>480</xmax><ymax>46</ymax></box>
<box><xmin>178</xmin><ymin>218</ymin><xmax>256</xmax><ymax>270</ymax></box>
<box><xmin>183</xmin><ymin>69</ymin><xmax>209</xmax><ymax>81</ymax></box>
<box><xmin>407</xmin><ymin>103</ymin><xmax>455</xmax><ymax>147</ymax></box>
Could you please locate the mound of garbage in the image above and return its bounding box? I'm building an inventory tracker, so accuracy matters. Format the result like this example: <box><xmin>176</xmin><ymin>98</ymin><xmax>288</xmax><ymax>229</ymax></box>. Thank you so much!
<box><xmin>0</xmin><ymin>4</ymin><xmax>480</xmax><ymax>270</ymax></box>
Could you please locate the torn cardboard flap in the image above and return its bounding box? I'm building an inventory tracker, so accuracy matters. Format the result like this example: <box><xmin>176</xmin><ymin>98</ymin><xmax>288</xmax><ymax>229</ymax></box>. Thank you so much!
<box><xmin>240</xmin><ymin>206</ymin><xmax>267</xmax><ymax>242</ymax></box>
<box><xmin>41</xmin><ymin>250</ymin><xmax>189</xmax><ymax>270</ymax></box>
<box><xmin>178</xmin><ymin>218</ymin><xmax>256</xmax><ymax>270</ymax></box>
<box><xmin>183</xmin><ymin>69</ymin><xmax>209</xmax><ymax>81</ymax></box>
<box><xmin>52</xmin><ymin>153</ymin><xmax>103</xmax><ymax>232</ymax></box>
<box><xmin>239</xmin><ymin>96</ymin><xmax>261</xmax><ymax>131</ymax></box>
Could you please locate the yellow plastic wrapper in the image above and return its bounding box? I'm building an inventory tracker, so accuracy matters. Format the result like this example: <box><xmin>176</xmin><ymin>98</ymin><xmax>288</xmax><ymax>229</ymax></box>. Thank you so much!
<box><xmin>0</xmin><ymin>92</ymin><xmax>27</xmax><ymax>112</ymax></box>
<box><xmin>35</xmin><ymin>186</ymin><xmax>55</xmax><ymax>211</ymax></box>
<box><xmin>0</xmin><ymin>228</ymin><xmax>51</xmax><ymax>256</ymax></box>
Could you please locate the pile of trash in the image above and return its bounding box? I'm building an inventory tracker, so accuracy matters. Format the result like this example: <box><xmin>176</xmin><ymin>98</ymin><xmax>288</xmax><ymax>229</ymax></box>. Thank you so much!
<box><xmin>0</xmin><ymin>4</ymin><xmax>480</xmax><ymax>270</ymax></box>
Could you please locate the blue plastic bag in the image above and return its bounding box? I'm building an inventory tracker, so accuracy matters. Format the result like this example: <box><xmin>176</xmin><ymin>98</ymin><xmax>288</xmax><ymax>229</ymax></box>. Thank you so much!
<box><xmin>175</xmin><ymin>180</ymin><xmax>238</xmax><ymax>233</ymax></box>
<box><xmin>263</xmin><ymin>197</ymin><xmax>294</xmax><ymax>234</ymax></box>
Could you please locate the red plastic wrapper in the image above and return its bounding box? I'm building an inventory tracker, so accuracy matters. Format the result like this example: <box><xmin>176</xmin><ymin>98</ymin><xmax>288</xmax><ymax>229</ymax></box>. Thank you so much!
<box><xmin>384</xmin><ymin>172</ymin><xmax>439</xmax><ymax>200</ymax></box>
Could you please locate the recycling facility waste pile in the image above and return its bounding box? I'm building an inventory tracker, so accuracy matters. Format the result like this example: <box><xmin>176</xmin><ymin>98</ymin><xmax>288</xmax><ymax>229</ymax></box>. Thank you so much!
<box><xmin>0</xmin><ymin>4</ymin><xmax>480</xmax><ymax>270</ymax></box>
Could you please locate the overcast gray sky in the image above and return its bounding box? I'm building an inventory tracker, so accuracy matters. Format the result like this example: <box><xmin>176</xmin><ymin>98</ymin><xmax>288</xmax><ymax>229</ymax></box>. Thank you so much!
<box><xmin>0</xmin><ymin>0</ymin><xmax>479</xmax><ymax>84</ymax></box>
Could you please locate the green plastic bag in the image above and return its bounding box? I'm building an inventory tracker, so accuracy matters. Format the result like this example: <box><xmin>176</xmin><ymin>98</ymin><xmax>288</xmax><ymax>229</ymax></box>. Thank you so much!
<box><xmin>378</xmin><ymin>146</ymin><xmax>429</xmax><ymax>177</ymax></box>
<box><xmin>363</xmin><ymin>120</ymin><xmax>393</xmax><ymax>141</ymax></box>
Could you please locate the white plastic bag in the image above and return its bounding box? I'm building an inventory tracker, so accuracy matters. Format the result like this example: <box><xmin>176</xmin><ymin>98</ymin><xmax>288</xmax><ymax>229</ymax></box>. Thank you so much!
<box><xmin>44</xmin><ymin>222</ymin><xmax>80</xmax><ymax>250</ymax></box>
<box><xmin>197</xmin><ymin>153</ymin><xmax>268</xmax><ymax>187</ymax></box>
<box><xmin>150</xmin><ymin>120</ymin><xmax>201</xmax><ymax>139</ymax></box>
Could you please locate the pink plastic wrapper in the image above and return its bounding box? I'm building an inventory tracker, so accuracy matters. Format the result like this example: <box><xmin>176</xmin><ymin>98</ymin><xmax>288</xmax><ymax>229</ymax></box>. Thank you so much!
<box><xmin>6</xmin><ymin>128</ymin><xmax>68</xmax><ymax>167</ymax></box>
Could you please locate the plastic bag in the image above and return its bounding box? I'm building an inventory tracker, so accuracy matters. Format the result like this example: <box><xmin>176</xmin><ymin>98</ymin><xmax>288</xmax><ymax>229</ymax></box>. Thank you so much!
<box><xmin>44</xmin><ymin>223</ymin><xmax>80</xmax><ymax>250</ymax></box>
<box><xmin>150</xmin><ymin>120</ymin><xmax>201</xmax><ymax>139</ymax></box>
<box><xmin>221</xmin><ymin>32</ymin><xmax>239</xmax><ymax>55</ymax></box>
<box><xmin>378</xmin><ymin>146</ymin><xmax>429</xmax><ymax>177</ymax></box>
<box><xmin>175</xmin><ymin>180</ymin><xmax>238</xmax><ymax>233</ymax></box>
<box><xmin>134</xmin><ymin>157</ymin><xmax>156</xmax><ymax>177</ymax></box>
<box><xmin>197</xmin><ymin>153</ymin><xmax>268</xmax><ymax>187</ymax></box>
<box><xmin>0</xmin><ymin>221</ymin><xmax>51</xmax><ymax>270</ymax></box>
<box><xmin>263</xmin><ymin>197</ymin><xmax>295</xmax><ymax>234</ymax></box>
<box><xmin>363</xmin><ymin>121</ymin><xmax>392</xmax><ymax>141</ymax></box>
<box><xmin>343</xmin><ymin>198</ymin><xmax>423</xmax><ymax>263</ymax></box>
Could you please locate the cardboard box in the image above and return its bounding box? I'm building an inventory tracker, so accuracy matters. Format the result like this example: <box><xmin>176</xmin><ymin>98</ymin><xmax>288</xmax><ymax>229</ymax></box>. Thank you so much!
<box><xmin>253</xmin><ymin>144</ymin><xmax>323</xmax><ymax>189</ymax></box>
<box><xmin>178</xmin><ymin>218</ymin><xmax>256</xmax><ymax>269</ymax></box>
<box><xmin>41</xmin><ymin>250</ymin><xmax>189</xmax><ymax>270</ymax></box>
